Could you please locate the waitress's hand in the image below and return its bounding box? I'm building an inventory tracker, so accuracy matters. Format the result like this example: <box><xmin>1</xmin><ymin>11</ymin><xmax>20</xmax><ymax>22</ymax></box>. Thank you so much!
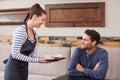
<box><xmin>39</xmin><ymin>58</ymin><xmax>48</xmax><ymax>63</ymax></box>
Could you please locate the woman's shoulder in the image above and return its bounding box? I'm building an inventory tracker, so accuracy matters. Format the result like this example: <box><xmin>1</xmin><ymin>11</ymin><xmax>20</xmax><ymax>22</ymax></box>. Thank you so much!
<box><xmin>13</xmin><ymin>25</ymin><xmax>27</xmax><ymax>37</ymax></box>
<box><xmin>16</xmin><ymin>25</ymin><xmax>25</xmax><ymax>31</ymax></box>
<box><xmin>14</xmin><ymin>25</ymin><xmax>26</xmax><ymax>34</ymax></box>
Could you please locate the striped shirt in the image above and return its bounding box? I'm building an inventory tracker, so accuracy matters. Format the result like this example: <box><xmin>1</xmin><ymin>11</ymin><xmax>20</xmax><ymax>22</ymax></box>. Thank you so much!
<box><xmin>10</xmin><ymin>25</ymin><xmax>40</xmax><ymax>63</ymax></box>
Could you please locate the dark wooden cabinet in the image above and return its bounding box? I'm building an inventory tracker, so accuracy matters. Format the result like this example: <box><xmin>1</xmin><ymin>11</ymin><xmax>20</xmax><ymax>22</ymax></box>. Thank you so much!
<box><xmin>45</xmin><ymin>2</ymin><xmax>105</xmax><ymax>27</ymax></box>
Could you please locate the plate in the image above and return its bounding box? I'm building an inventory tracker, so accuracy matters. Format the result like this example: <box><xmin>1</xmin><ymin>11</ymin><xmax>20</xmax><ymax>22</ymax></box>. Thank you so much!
<box><xmin>53</xmin><ymin>54</ymin><xmax>64</xmax><ymax>59</ymax></box>
<box><xmin>44</xmin><ymin>55</ymin><xmax>55</xmax><ymax>61</ymax></box>
<box><xmin>45</xmin><ymin>57</ymin><xmax>55</xmax><ymax>61</ymax></box>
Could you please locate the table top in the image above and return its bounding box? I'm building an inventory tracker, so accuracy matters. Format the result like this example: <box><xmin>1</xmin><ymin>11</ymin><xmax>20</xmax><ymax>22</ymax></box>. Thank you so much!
<box><xmin>52</xmin><ymin>74</ymin><xmax>109</xmax><ymax>80</ymax></box>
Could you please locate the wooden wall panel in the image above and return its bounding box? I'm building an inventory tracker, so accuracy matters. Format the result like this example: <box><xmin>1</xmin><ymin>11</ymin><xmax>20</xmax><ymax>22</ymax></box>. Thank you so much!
<box><xmin>45</xmin><ymin>2</ymin><xmax>105</xmax><ymax>27</ymax></box>
<box><xmin>0</xmin><ymin>8</ymin><xmax>28</xmax><ymax>25</ymax></box>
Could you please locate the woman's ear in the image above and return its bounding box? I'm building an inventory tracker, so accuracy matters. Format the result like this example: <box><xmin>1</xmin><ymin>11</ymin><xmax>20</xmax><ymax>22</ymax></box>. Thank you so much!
<box><xmin>32</xmin><ymin>15</ymin><xmax>37</xmax><ymax>20</ymax></box>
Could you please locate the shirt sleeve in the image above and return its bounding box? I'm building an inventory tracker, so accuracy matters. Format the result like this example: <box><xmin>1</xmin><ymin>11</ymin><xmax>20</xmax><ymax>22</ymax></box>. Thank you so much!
<box><xmin>30</xmin><ymin>46</ymin><xmax>40</xmax><ymax>58</ymax></box>
<box><xmin>83</xmin><ymin>49</ymin><xmax>108</xmax><ymax>79</ymax></box>
<box><xmin>11</xmin><ymin>26</ymin><xmax>39</xmax><ymax>63</ymax></box>
<box><xmin>68</xmin><ymin>48</ymin><xmax>85</xmax><ymax>76</ymax></box>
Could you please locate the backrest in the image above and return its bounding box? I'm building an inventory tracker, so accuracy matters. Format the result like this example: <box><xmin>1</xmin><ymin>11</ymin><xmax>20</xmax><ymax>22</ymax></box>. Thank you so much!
<box><xmin>105</xmin><ymin>48</ymin><xmax>119</xmax><ymax>79</ymax></box>
<box><xmin>29</xmin><ymin>46</ymin><xmax>71</xmax><ymax>77</ymax></box>
<box><xmin>0</xmin><ymin>44</ymin><xmax>11</xmax><ymax>71</ymax></box>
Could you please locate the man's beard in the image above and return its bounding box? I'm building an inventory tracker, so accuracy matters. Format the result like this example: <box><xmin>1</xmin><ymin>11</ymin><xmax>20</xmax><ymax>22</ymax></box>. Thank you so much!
<box><xmin>81</xmin><ymin>45</ymin><xmax>92</xmax><ymax>50</ymax></box>
<box><xmin>84</xmin><ymin>46</ymin><xmax>92</xmax><ymax>50</ymax></box>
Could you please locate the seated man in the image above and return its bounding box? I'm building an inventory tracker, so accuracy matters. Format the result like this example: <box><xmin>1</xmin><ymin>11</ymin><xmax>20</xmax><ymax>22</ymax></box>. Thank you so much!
<box><xmin>68</xmin><ymin>29</ymin><xmax>108</xmax><ymax>79</ymax></box>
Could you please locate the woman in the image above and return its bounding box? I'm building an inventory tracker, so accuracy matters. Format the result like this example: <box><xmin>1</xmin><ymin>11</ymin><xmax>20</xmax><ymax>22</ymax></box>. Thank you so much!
<box><xmin>4</xmin><ymin>3</ymin><xmax>47</xmax><ymax>80</ymax></box>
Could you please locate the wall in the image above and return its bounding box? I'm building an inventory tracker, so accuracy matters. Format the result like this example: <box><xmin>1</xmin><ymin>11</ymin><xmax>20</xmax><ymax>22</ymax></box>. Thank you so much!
<box><xmin>0</xmin><ymin>0</ymin><xmax>120</xmax><ymax>37</ymax></box>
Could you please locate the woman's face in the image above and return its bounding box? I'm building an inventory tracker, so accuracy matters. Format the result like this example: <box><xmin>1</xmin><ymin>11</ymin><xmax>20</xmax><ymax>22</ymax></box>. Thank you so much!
<box><xmin>33</xmin><ymin>14</ymin><xmax>47</xmax><ymax>28</ymax></box>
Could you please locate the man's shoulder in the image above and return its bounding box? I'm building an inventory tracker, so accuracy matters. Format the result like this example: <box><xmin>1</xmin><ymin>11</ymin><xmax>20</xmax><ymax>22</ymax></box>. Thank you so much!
<box><xmin>97</xmin><ymin>47</ymin><xmax>108</xmax><ymax>54</ymax></box>
<box><xmin>74</xmin><ymin>47</ymin><xmax>85</xmax><ymax>54</ymax></box>
<box><xmin>75</xmin><ymin>47</ymin><xmax>84</xmax><ymax>51</ymax></box>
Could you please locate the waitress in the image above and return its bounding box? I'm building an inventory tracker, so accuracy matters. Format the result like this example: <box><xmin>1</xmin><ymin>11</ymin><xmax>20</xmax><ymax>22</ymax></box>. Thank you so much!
<box><xmin>4</xmin><ymin>3</ymin><xmax>47</xmax><ymax>80</ymax></box>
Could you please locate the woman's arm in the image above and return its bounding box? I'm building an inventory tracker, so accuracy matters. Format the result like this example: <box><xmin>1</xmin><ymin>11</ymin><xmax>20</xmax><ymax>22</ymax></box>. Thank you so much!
<box><xmin>11</xmin><ymin>26</ymin><xmax>39</xmax><ymax>63</ymax></box>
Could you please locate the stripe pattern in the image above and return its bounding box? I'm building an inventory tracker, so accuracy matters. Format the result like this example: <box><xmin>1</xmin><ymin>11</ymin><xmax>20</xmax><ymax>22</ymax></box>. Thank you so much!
<box><xmin>11</xmin><ymin>25</ymin><xmax>39</xmax><ymax>63</ymax></box>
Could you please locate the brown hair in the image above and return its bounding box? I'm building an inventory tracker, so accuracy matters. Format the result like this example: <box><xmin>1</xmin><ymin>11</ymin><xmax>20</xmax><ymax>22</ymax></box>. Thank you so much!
<box><xmin>85</xmin><ymin>29</ymin><xmax>101</xmax><ymax>45</ymax></box>
<box><xmin>24</xmin><ymin>3</ymin><xmax>46</xmax><ymax>23</ymax></box>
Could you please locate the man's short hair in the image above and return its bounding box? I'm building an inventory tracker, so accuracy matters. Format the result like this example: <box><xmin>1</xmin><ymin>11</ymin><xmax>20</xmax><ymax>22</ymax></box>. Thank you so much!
<box><xmin>85</xmin><ymin>29</ymin><xmax>101</xmax><ymax>45</ymax></box>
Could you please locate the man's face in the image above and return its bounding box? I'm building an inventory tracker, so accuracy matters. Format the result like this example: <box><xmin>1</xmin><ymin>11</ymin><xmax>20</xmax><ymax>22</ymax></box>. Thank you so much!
<box><xmin>81</xmin><ymin>34</ymin><xmax>93</xmax><ymax>50</ymax></box>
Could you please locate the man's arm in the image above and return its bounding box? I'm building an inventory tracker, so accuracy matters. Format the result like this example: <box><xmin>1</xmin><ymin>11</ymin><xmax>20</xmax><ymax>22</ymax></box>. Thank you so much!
<box><xmin>68</xmin><ymin>48</ymin><xmax>85</xmax><ymax>76</ymax></box>
<box><xmin>76</xmin><ymin>50</ymin><xmax>108</xmax><ymax>79</ymax></box>
<box><xmin>76</xmin><ymin>62</ymin><xmax>99</xmax><ymax>72</ymax></box>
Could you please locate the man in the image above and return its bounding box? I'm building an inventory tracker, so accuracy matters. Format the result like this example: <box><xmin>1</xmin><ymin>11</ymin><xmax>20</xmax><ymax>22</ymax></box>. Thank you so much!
<box><xmin>68</xmin><ymin>29</ymin><xmax>108</xmax><ymax>80</ymax></box>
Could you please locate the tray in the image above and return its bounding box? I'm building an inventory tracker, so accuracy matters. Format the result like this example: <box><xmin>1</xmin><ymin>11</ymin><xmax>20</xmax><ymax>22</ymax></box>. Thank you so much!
<box><xmin>46</xmin><ymin>57</ymin><xmax>66</xmax><ymax>62</ymax></box>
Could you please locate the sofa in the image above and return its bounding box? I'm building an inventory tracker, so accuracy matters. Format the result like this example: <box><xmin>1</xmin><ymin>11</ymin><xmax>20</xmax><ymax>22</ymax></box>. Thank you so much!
<box><xmin>0</xmin><ymin>44</ymin><xmax>71</xmax><ymax>80</ymax></box>
<box><xmin>28</xmin><ymin>46</ymin><xmax>71</xmax><ymax>80</ymax></box>
<box><xmin>0</xmin><ymin>43</ymin><xmax>120</xmax><ymax>80</ymax></box>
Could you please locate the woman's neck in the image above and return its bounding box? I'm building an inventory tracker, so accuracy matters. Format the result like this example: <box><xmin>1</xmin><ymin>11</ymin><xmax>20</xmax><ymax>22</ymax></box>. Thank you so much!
<box><xmin>27</xmin><ymin>20</ymin><xmax>34</xmax><ymax>30</ymax></box>
<box><xmin>26</xmin><ymin>21</ymin><xmax>35</xmax><ymax>40</ymax></box>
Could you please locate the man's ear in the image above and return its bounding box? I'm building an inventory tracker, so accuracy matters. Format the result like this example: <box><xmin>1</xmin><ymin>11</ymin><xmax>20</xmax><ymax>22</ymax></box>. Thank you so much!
<box><xmin>92</xmin><ymin>40</ymin><xmax>97</xmax><ymax>45</ymax></box>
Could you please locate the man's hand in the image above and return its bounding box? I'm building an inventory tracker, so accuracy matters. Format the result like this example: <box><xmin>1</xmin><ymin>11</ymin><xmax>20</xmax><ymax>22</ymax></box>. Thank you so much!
<box><xmin>76</xmin><ymin>63</ymin><xmax>99</xmax><ymax>72</ymax></box>
<box><xmin>76</xmin><ymin>64</ymin><xmax>84</xmax><ymax>72</ymax></box>
<box><xmin>94</xmin><ymin>63</ymin><xmax>100</xmax><ymax>70</ymax></box>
